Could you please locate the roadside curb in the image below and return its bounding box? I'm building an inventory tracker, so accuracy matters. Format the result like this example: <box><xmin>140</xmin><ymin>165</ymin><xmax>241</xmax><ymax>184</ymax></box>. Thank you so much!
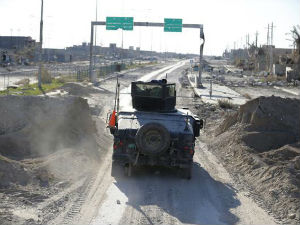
<box><xmin>187</xmin><ymin>72</ymin><xmax>247</xmax><ymax>105</ymax></box>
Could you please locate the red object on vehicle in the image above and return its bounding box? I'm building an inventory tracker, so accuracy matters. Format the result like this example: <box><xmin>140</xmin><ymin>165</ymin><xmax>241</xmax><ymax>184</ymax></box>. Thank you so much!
<box><xmin>109</xmin><ymin>110</ymin><xmax>116</xmax><ymax>127</ymax></box>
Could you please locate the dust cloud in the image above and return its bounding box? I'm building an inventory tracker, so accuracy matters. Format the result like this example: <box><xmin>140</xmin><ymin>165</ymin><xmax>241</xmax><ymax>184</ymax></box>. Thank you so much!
<box><xmin>0</xmin><ymin>95</ymin><xmax>101</xmax><ymax>187</ymax></box>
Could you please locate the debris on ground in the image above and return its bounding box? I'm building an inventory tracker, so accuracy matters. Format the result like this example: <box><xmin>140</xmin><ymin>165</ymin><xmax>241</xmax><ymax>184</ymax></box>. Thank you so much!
<box><xmin>14</xmin><ymin>78</ymin><xmax>30</xmax><ymax>86</ymax></box>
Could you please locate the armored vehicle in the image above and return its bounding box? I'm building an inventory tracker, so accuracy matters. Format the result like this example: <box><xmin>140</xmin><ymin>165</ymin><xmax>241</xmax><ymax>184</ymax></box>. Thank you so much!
<box><xmin>109</xmin><ymin>79</ymin><xmax>203</xmax><ymax>179</ymax></box>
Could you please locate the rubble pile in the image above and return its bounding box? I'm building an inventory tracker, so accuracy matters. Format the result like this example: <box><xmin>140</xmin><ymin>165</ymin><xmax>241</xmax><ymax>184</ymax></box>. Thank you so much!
<box><xmin>206</xmin><ymin>73</ymin><xmax>298</xmax><ymax>88</ymax></box>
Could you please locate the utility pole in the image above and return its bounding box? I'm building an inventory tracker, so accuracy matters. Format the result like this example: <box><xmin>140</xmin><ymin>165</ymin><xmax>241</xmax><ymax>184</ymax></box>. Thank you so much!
<box><xmin>245</xmin><ymin>34</ymin><xmax>249</xmax><ymax>49</ymax></box>
<box><xmin>266</xmin><ymin>24</ymin><xmax>270</xmax><ymax>71</ymax></box>
<box><xmin>248</xmin><ymin>34</ymin><xmax>250</xmax><ymax>47</ymax></box>
<box><xmin>89</xmin><ymin>23</ymin><xmax>94</xmax><ymax>81</ymax></box>
<box><xmin>10</xmin><ymin>29</ymin><xmax>13</xmax><ymax>47</ymax></box>
<box><xmin>151</xmin><ymin>29</ymin><xmax>153</xmax><ymax>52</ymax></box>
<box><xmin>270</xmin><ymin>22</ymin><xmax>274</xmax><ymax>75</ymax></box>
<box><xmin>267</xmin><ymin>24</ymin><xmax>269</xmax><ymax>46</ymax></box>
<box><xmin>94</xmin><ymin>0</ymin><xmax>98</xmax><ymax>68</ymax></box>
<box><xmin>95</xmin><ymin>0</ymin><xmax>98</xmax><ymax>44</ymax></box>
<box><xmin>254</xmin><ymin>31</ymin><xmax>259</xmax><ymax>72</ymax></box>
<box><xmin>121</xmin><ymin>30</ymin><xmax>124</xmax><ymax>62</ymax></box>
<box><xmin>240</xmin><ymin>37</ymin><xmax>243</xmax><ymax>49</ymax></box>
<box><xmin>38</xmin><ymin>0</ymin><xmax>44</xmax><ymax>89</ymax></box>
<box><xmin>255</xmin><ymin>31</ymin><xmax>258</xmax><ymax>48</ymax></box>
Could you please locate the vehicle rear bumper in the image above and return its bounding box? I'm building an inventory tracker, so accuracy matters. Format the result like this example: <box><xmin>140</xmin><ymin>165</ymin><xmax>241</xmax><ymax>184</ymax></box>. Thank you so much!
<box><xmin>112</xmin><ymin>153</ymin><xmax>192</xmax><ymax>168</ymax></box>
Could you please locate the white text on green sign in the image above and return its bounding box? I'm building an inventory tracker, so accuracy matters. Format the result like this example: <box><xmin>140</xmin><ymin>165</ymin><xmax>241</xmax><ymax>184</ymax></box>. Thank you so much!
<box><xmin>164</xmin><ymin>18</ymin><xmax>182</xmax><ymax>32</ymax></box>
<box><xmin>106</xmin><ymin>17</ymin><xmax>134</xmax><ymax>31</ymax></box>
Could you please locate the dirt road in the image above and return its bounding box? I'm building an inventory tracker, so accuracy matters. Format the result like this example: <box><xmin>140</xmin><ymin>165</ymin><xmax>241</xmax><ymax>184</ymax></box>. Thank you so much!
<box><xmin>47</xmin><ymin>61</ymin><xmax>277</xmax><ymax>225</ymax></box>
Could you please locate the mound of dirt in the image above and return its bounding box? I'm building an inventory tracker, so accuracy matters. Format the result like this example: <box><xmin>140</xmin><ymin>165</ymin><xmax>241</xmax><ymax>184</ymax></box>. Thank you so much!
<box><xmin>208</xmin><ymin>96</ymin><xmax>300</xmax><ymax>222</ymax></box>
<box><xmin>260</xmin><ymin>142</ymin><xmax>300</xmax><ymax>166</ymax></box>
<box><xmin>60</xmin><ymin>82</ymin><xmax>110</xmax><ymax>96</ymax></box>
<box><xmin>219</xmin><ymin>96</ymin><xmax>300</xmax><ymax>152</ymax></box>
<box><xmin>0</xmin><ymin>95</ymin><xmax>96</xmax><ymax>159</ymax></box>
<box><xmin>0</xmin><ymin>95</ymin><xmax>102</xmax><ymax>189</ymax></box>
<box><xmin>0</xmin><ymin>155</ymin><xmax>30</xmax><ymax>188</ymax></box>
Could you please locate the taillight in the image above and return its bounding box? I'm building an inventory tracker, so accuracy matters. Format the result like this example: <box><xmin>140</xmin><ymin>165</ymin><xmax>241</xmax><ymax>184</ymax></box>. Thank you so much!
<box><xmin>114</xmin><ymin>140</ymin><xmax>123</xmax><ymax>150</ymax></box>
<box><xmin>184</xmin><ymin>146</ymin><xmax>194</xmax><ymax>155</ymax></box>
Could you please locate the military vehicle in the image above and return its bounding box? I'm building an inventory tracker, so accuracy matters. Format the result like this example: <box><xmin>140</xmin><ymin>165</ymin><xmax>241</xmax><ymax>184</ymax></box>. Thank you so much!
<box><xmin>109</xmin><ymin>79</ymin><xmax>203</xmax><ymax>179</ymax></box>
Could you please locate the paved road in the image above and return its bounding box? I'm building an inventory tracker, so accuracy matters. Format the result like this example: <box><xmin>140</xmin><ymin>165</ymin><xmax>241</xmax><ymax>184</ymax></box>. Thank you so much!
<box><xmin>50</xmin><ymin>61</ymin><xmax>277</xmax><ymax>225</ymax></box>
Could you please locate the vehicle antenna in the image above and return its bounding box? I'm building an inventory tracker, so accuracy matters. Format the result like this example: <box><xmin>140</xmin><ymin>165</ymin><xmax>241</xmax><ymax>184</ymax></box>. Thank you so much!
<box><xmin>184</xmin><ymin>112</ymin><xmax>189</xmax><ymax>131</ymax></box>
<box><xmin>116</xmin><ymin>76</ymin><xmax>120</xmax><ymax>120</ymax></box>
<box><xmin>113</xmin><ymin>78</ymin><xmax>118</xmax><ymax>111</ymax></box>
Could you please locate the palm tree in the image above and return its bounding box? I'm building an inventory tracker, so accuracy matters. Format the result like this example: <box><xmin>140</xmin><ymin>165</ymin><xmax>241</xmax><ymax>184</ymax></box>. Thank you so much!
<box><xmin>289</xmin><ymin>26</ymin><xmax>300</xmax><ymax>72</ymax></box>
<box><xmin>291</xmin><ymin>26</ymin><xmax>300</xmax><ymax>55</ymax></box>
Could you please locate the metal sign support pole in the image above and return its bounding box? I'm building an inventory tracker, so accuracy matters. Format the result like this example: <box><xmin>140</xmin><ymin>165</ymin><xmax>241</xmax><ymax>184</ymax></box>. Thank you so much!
<box><xmin>198</xmin><ymin>27</ymin><xmax>205</xmax><ymax>88</ymax></box>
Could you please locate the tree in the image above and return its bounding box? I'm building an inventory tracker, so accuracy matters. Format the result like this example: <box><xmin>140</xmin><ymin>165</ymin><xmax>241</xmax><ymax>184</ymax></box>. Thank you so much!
<box><xmin>291</xmin><ymin>25</ymin><xmax>300</xmax><ymax>68</ymax></box>
<box><xmin>291</xmin><ymin>26</ymin><xmax>300</xmax><ymax>54</ymax></box>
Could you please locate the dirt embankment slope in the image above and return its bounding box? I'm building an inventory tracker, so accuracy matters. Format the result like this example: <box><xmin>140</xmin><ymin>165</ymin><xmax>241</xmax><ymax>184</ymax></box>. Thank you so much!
<box><xmin>205</xmin><ymin>96</ymin><xmax>300</xmax><ymax>223</ymax></box>
<box><xmin>0</xmin><ymin>96</ymin><xmax>96</xmax><ymax>159</ymax></box>
<box><xmin>0</xmin><ymin>95</ymin><xmax>107</xmax><ymax>225</ymax></box>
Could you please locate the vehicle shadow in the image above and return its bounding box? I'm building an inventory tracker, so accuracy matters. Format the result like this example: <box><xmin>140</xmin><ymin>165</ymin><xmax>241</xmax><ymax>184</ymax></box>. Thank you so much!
<box><xmin>113</xmin><ymin>162</ymin><xmax>240</xmax><ymax>225</ymax></box>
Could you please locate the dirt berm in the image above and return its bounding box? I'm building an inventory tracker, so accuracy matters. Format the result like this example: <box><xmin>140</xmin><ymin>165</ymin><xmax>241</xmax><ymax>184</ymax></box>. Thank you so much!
<box><xmin>0</xmin><ymin>95</ymin><xmax>98</xmax><ymax>187</ymax></box>
<box><xmin>0</xmin><ymin>90</ymin><xmax>112</xmax><ymax>225</ymax></box>
<box><xmin>208</xmin><ymin>96</ymin><xmax>300</xmax><ymax>223</ymax></box>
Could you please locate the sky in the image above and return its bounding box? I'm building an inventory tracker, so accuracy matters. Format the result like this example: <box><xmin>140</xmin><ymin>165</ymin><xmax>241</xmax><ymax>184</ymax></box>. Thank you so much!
<box><xmin>0</xmin><ymin>0</ymin><xmax>299</xmax><ymax>55</ymax></box>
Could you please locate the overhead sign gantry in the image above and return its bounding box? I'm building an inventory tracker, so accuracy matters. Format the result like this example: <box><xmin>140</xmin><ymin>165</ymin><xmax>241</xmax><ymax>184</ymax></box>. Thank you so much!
<box><xmin>89</xmin><ymin>17</ymin><xmax>205</xmax><ymax>87</ymax></box>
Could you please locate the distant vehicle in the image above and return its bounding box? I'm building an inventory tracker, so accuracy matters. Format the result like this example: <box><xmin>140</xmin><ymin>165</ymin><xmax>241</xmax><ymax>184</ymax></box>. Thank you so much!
<box><xmin>1</xmin><ymin>51</ymin><xmax>10</xmax><ymax>67</ymax></box>
<box><xmin>109</xmin><ymin>79</ymin><xmax>203</xmax><ymax>179</ymax></box>
<box><xmin>193</xmin><ymin>65</ymin><xmax>199</xmax><ymax>71</ymax></box>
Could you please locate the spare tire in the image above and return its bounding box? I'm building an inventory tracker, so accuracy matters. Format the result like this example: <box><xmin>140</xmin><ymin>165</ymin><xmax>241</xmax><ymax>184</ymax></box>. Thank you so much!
<box><xmin>135</xmin><ymin>123</ymin><xmax>170</xmax><ymax>156</ymax></box>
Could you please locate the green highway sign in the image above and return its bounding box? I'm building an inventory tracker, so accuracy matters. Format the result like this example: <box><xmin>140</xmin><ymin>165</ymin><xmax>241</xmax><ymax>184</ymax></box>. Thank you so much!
<box><xmin>106</xmin><ymin>17</ymin><xmax>134</xmax><ymax>30</ymax></box>
<box><xmin>164</xmin><ymin>18</ymin><xmax>182</xmax><ymax>32</ymax></box>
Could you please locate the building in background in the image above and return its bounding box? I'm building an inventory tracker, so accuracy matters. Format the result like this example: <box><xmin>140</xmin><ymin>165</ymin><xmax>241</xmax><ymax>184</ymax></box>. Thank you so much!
<box><xmin>0</xmin><ymin>36</ymin><xmax>36</xmax><ymax>50</ymax></box>
<box><xmin>1</xmin><ymin>36</ymin><xmax>196</xmax><ymax>66</ymax></box>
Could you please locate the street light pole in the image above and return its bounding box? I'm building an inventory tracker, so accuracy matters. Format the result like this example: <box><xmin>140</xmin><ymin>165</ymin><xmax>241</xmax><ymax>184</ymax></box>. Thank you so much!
<box><xmin>38</xmin><ymin>0</ymin><xmax>44</xmax><ymax>88</ymax></box>
<box><xmin>94</xmin><ymin>0</ymin><xmax>98</xmax><ymax>67</ymax></box>
<box><xmin>89</xmin><ymin>23</ymin><xmax>94</xmax><ymax>81</ymax></box>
